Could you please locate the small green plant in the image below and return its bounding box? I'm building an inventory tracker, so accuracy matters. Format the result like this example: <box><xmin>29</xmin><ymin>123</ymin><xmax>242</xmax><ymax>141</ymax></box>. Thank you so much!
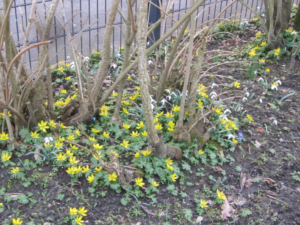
<box><xmin>291</xmin><ymin>171</ymin><xmax>300</xmax><ymax>182</ymax></box>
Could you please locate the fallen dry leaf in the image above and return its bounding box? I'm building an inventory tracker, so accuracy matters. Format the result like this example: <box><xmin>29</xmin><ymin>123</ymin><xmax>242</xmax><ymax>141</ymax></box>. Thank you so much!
<box><xmin>254</xmin><ymin>140</ymin><xmax>261</xmax><ymax>148</ymax></box>
<box><xmin>212</xmin><ymin>166</ymin><xmax>224</xmax><ymax>172</ymax></box>
<box><xmin>221</xmin><ymin>199</ymin><xmax>234</xmax><ymax>220</ymax></box>
<box><xmin>230</xmin><ymin>185</ymin><xmax>236</xmax><ymax>190</ymax></box>
<box><xmin>245</xmin><ymin>175</ymin><xmax>253</xmax><ymax>188</ymax></box>
<box><xmin>196</xmin><ymin>216</ymin><xmax>203</xmax><ymax>223</ymax></box>
<box><xmin>240</xmin><ymin>172</ymin><xmax>247</xmax><ymax>191</ymax></box>
<box><xmin>227</xmin><ymin>194</ymin><xmax>238</xmax><ymax>203</ymax></box>
<box><xmin>264</xmin><ymin>190</ymin><xmax>277</xmax><ymax>196</ymax></box>
<box><xmin>256</xmin><ymin>127</ymin><xmax>265</xmax><ymax>133</ymax></box>
<box><xmin>263</xmin><ymin>178</ymin><xmax>277</xmax><ymax>187</ymax></box>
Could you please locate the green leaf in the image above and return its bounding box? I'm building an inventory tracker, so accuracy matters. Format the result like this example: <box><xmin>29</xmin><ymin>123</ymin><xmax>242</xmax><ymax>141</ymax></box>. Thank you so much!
<box><xmin>182</xmin><ymin>161</ymin><xmax>191</xmax><ymax>171</ymax></box>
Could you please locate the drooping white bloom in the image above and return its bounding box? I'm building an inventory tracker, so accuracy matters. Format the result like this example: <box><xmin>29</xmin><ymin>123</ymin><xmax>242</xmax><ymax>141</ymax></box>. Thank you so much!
<box><xmin>273</xmin><ymin>119</ymin><xmax>277</xmax><ymax>125</ymax></box>
<box><xmin>242</xmin><ymin>97</ymin><xmax>247</xmax><ymax>102</ymax></box>
<box><xmin>227</xmin><ymin>134</ymin><xmax>236</xmax><ymax>139</ymax></box>
<box><xmin>44</xmin><ymin>137</ymin><xmax>53</xmax><ymax>143</ymax></box>
<box><xmin>245</xmin><ymin>92</ymin><xmax>250</xmax><ymax>97</ymax></box>
<box><xmin>148</xmin><ymin>60</ymin><xmax>154</xmax><ymax>65</ymax></box>
<box><xmin>275</xmin><ymin>80</ymin><xmax>281</xmax><ymax>85</ymax></box>
<box><xmin>219</xmin><ymin>114</ymin><xmax>228</xmax><ymax>120</ymax></box>
<box><xmin>83</xmin><ymin>56</ymin><xmax>89</xmax><ymax>63</ymax></box>
<box><xmin>271</xmin><ymin>85</ymin><xmax>278</xmax><ymax>90</ymax></box>
<box><xmin>259</xmin><ymin>98</ymin><xmax>263</xmax><ymax>104</ymax></box>
<box><xmin>257</xmin><ymin>77</ymin><xmax>264</xmax><ymax>82</ymax></box>
<box><xmin>223</xmin><ymin>109</ymin><xmax>231</xmax><ymax>114</ymax></box>
<box><xmin>161</xmin><ymin>99</ymin><xmax>167</xmax><ymax>105</ymax></box>
<box><xmin>211</xmin><ymin>83</ymin><xmax>218</xmax><ymax>88</ymax></box>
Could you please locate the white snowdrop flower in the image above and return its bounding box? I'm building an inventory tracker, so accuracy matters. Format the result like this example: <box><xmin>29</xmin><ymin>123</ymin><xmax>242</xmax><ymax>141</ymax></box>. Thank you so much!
<box><xmin>161</xmin><ymin>99</ymin><xmax>167</xmax><ymax>105</ymax></box>
<box><xmin>166</xmin><ymin>95</ymin><xmax>172</xmax><ymax>101</ymax></box>
<box><xmin>271</xmin><ymin>85</ymin><xmax>278</xmax><ymax>90</ymax></box>
<box><xmin>275</xmin><ymin>80</ymin><xmax>281</xmax><ymax>85</ymax></box>
<box><xmin>67</xmin><ymin>56</ymin><xmax>70</xmax><ymax>60</ymax></box>
<box><xmin>149</xmin><ymin>95</ymin><xmax>155</xmax><ymax>103</ymax></box>
<box><xmin>83</xmin><ymin>56</ymin><xmax>89</xmax><ymax>62</ymax></box>
<box><xmin>110</xmin><ymin>63</ymin><xmax>117</xmax><ymax>69</ymax></box>
<box><xmin>44</xmin><ymin>137</ymin><xmax>53</xmax><ymax>143</ymax></box>
<box><xmin>116</xmin><ymin>53</ymin><xmax>121</xmax><ymax>58</ymax></box>
<box><xmin>273</xmin><ymin>119</ymin><xmax>278</xmax><ymax>125</ymax></box>
<box><xmin>148</xmin><ymin>60</ymin><xmax>154</xmax><ymax>65</ymax></box>
<box><xmin>254</xmin><ymin>71</ymin><xmax>257</xmax><ymax>74</ymax></box>
<box><xmin>262</xmin><ymin>13</ymin><xmax>265</xmax><ymax>17</ymax></box>
<box><xmin>242</xmin><ymin>97</ymin><xmax>247</xmax><ymax>102</ymax></box>
<box><xmin>245</xmin><ymin>92</ymin><xmax>250</xmax><ymax>97</ymax></box>
<box><xmin>224</xmin><ymin>109</ymin><xmax>231</xmax><ymax>114</ymax></box>
<box><xmin>171</xmin><ymin>92</ymin><xmax>177</xmax><ymax>97</ymax></box>
<box><xmin>151</xmin><ymin>104</ymin><xmax>154</xmax><ymax>110</ymax></box>
<box><xmin>292</xmin><ymin>31</ymin><xmax>297</xmax><ymax>35</ymax></box>
<box><xmin>147</xmin><ymin>41</ymin><xmax>150</xmax><ymax>46</ymax></box>
<box><xmin>219</xmin><ymin>114</ymin><xmax>228</xmax><ymax>120</ymax></box>
<box><xmin>257</xmin><ymin>77</ymin><xmax>264</xmax><ymax>82</ymax></box>
<box><xmin>259</xmin><ymin>98</ymin><xmax>263</xmax><ymax>103</ymax></box>
<box><xmin>211</xmin><ymin>83</ymin><xmax>218</xmax><ymax>88</ymax></box>
<box><xmin>210</xmin><ymin>91</ymin><xmax>217</xmax><ymax>99</ymax></box>
<box><xmin>227</xmin><ymin>134</ymin><xmax>236</xmax><ymax>139</ymax></box>
<box><xmin>165</xmin><ymin>89</ymin><xmax>170</xmax><ymax>93</ymax></box>
<box><xmin>257</xmin><ymin>6</ymin><xmax>260</xmax><ymax>9</ymax></box>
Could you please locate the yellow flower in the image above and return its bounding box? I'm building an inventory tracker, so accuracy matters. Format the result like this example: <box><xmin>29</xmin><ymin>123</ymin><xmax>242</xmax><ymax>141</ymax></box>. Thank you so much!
<box><xmin>100</xmin><ymin>105</ymin><xmax>109</xmax><ymax>112</ymax></box>
<box><xmin>66</xmin><ymin>149</ymin><xmax>74</xmax><ymax>156</ymax></box>
<box><xmin>217</xmin><ymin>189</ymin><xmax>226</xmax><ymax>200</ymax></box>
<box><xmin>135</xmin><ymin>177</ymin><xmax>145</xmax><ymax>187</ymax></box>
<box><xmin>166</xmin><ymin>158</ymin><xmax>173</xmax><ymax>165</ymax></box>
<box><xmin>69</xmin><ymin>156</ymin><xmax>79</xmax><ymax>164</ymax></box>
<box><xmin>92</xmin><ymin>128</ymin><xmax>100</xmax><ymax>134</ymax></box>
<box><xmin>198</xmin><ymin>149</ymin><xmax>204</xmax><ymax>155</ymax></box>
<box><xmin>246</xmin><ymin>114</ymin><xmax>254</xmax><ymax>121</ymax></box>
<box><xmin>170</xmin><ymin>173</ymin><xmax>178</xmax><ymax>182</ymax></box>
<box><xmin>184</xmin><ymin>29</ymin><xmax>188</xmax><ymax>34</ymax></box>
<box><xmin>89</xmin><ymin>136</ymin><xmax>96</xmax><ymax>142</ymax></box>
<box><xmin>141</xmin><ymin>130</ymin><xmax>148</xmax><ymax>137</ymax></box>
<box><xmin>120</xmin><ymin>139</ymin><xmax>129</xmax><ymax>149</ymax></box>
<box><xmin>185</xmin><ymin>110</ymin><xmax>190</xmax><ymax>116</ymax></box>
<box><xmin>122</xmin><ymin>107</ymin><xmax>129</xmax><ymax>115</ymax></box>
<box><xmin>274</xmin><ymin>48</ymin><xmax>280</xmax><ymax>56</ymax></box>
<box><xmin>130</xmin><ymin>131</ymin><xmax>140</xmax><ymax>138</ymax></box>
<box><xmin>165</xmin><ymin>112</ymin><xmax>174</xmax><ymax>118</ymax></box>
<box><xmin>112</xmin><ymin>91</ymin><xmax>118</xmax><ymax>97</ymax></box>
<box><xmin>200</xmin><ymin>92</ymin><xmax>208</xmax><ymax>98</ymax></box>
<box><xmin>93</xmin><ymin>143</ymin><xmax>103</xmax><ymax>150</ymax></box>
<box><xmin>111</xmin><ymin>150</ymin><xmax>119</xmax><ymax>157</ymax></box>
<box><xmin>58</xmin><ymin>136</ymin><xmax>65</xmax><ymax>142</ymax></box>
<box><xmin>103</xmin><ymin>131</ymin><xmax>110</xmax><ymax>138</ymax></box>
<box><xmin>152</xmin><ymin>180</ymin><xmax>159</xmax><ymax>187</ymax></box>
<box><xmin>86</xmin><ymin>174</ymin><xmax>94</xmax><ymax>184</ymax></box>
<box><xmin>44</xmin><ymin>143</ymin><xmax>53</xmax><ymax>148</ymax></box>
<box><xmin>293</xmin><ymin>4</ymin><xmax>297</xmax><ymax>7</ymax></box>
<box><xmin>73</xmin><ymin>130</ymin><xmax>80</xmax><ymax>137</ymax></box>
<box><xmin>154</xmin><ymin>117</ymin><xmax>159</xmax><ymax>123</ymax></box>
<box><xmin>45</xmin><ymin>102</ymin><xmax>48</xmax><ymax>106</ymax></box>
<box><xmin>30</xmin><ymin>131</ymin><xmax>39</xmax><ymax>139</ymax></box>
<box><xmin>259</xmin><ymin>59</ymin><xmax>265</xmax><ymax>63</ymax></box>
<box><xmin>71</xmin><ymin>93</ymin><xmax>77</xmax><ymax>99</ymax></box>
<box><xmin>249</xmin><ymin>49</ymin><xmax>256</xmax><ymax>57</ymax></box>
<box><xmin>134</xmin><ymin>152</ymin><xmax>140</xmax><ymax>158</ymax></box>
<box><xmin>75</xmin><ymin>216</ymin><xmax>84</xmax><ymax>225</ymax></box>
<box><xmin>78</xmin><ymin>207</ymin><xmax>88</xmax><ymax>216</ymax></box>
<box><xmin>232</xmin><ymin>138</ymin><xmax>238</xmax><ymax>144</ymax></box>
<box><xmin>198</xmin><ymin>100</ymin><xmax>204</xmax><ymax>109</ymax></box>
<box><xmin>168</xmin><ymin>120</ymin><xmax>175</xmax><ymax>129</ymax></box>
<box><xmin>49</xmin><ymin>120</ymin><xmax>56</xmax><ymax>128</ymax></box>
<box><xmin>65</xmin><ymin>63</ymin><xmax>70</xmax><ymax>67</ymax></box>
<box><xmin>253</xmin><ymin>17</ymin><xmax>259</xmax><ymax>21</ymax></box>
<box><xmin>254</xmin><ymin>45</ymin><xmax>259</xmax><ymax>50</ymax></box>
<box><xmin>122</xmin><ymin>101</ymin><xmax>130</xmax><ymax>106</ymax></box>
<box><xmin>67</xmin><ymin>134</ymin><xmax>76</xmax><ymax>141</ymax></box>
<box><xmin>136</xmin><ymin>121</ymin><xmax>144</xmax><ymax>129</ymax></box>
<box><xmin>81</xmin><ymin>166</ymin><xmax>89</xmax><ymax>173</ymax></box>
<box><xmin>141</xmin><ymin>149</ymin><xmax>151</xmax><ymax>156</ymax></box>
<box><xmin>155</xmin><ymin>123</ymin><xmax>163</xmax><ymax>130</ymax></box>
<box><xmin>94</xmin><ymin>167</ymin><xmax>102</xmax><ymax>173</ymax></box>
<box><xmin>59</xmin><ymin>123</ymin><xmax>67</xmax><ymax>129</ymax></box>
<box><xmin>93</xmin><ymin>50</ymin><xmax>100</xmax><ymax>54</ymax></box>
<box><xmin>266</xmin><ymin>68</ymin><xmax>270</xmax><ymax>73</ymax></box>
<box><xmin>93</xmin><ymin>151</ymin><xmax>102</xmax><ymax>160</ymax></box>
<box><xmin>155</xmin><ymin>111</ymin><xmax>164</xmax><ymax>118</ymax></box>
<box><xmin>56</xmin><ymin>152</ymin><xmax>66</xmax><ymax>161</ymax></box>
<box><xmin>108</xmin><ymin>172</ymin><xmax>118</xmax><ymax>181</ymax></box>
<box><xmin>136</xmin><ymin>87</ymin><xmax>140</xmax><ymax>90</ymax></box>
<box><xmin>123</xmin><ymin>123</ymin><xmax>130</xmax><ymax>129</ymax></box>
<box><xmin>99</xmin><ymin>110</ymin><xmax>108</xmax><ymax>117</ymax></box>
<box><xmin>11</xmin><ymin>167</ymin><xmax>19</xmax><ymax>174</ymax></box>
<box><xmin>200</xmin><ymin>199</ymin><xmax>208</xmax><ymax>208</ymax></box>
<box><xmin>66</xmin><ymin>166</ymin><xmax>77</xmax><ymax>175</ymax></box>
<box><xmin>172</xmin><ymin>105</ymin><xmax>180</xmax><ymax>112</ymax></box>
<box><xmin>65</xmin><ymin>76</ymin><xmax>71</xmax><ymax>81</ymax></box>
<box><xmin>70</xmin><ymin>144</ymin><xmax>78</xmax><ymax>150</ymax></box>
<box><xmin>12</xmin><ymin>218</ymin><xmax>23</xmax><ymax>225</ymax></box>
<box><xmin>256</xmin><ymin>32</ymin><xmax>261</xmax><ymax>37</ymax></box>
<box><xmin>234</xmin><ymin>81</ymin><xmax>240</xmax><ymax>88</ymax></box>
<box><xmin>54</xmin><ymin>141</ymin><xmax>63</xmax><ymax>150</ymax></box>
<box><xmin>38</xmin><ymin>120</ymin><xmax>49</xmax><ymax>132</ymax></box>
<box><xmin>69</xmin><ymin>207</ymin><xmax>78</xmax><ymax>215</ymax></box>
<box><xmin>1</xmin><ymin>153</ymin><xmax>11</xmax><ymax>161</ymax></box>
<box><xmin>60</xmin><ymin>89</ymin><xmax>67</xmax><ymax>94</ymax></box>
<box><xmin>286</xmin><ymin>28</ymin><xmax>293</xmax><ymax>33</ymax></box>
<box><xmin>215</xmin><ymin>108</ymin><xmax>222</xmax><ymax>114</ymax></box>
<box><xmin>260</xmin><ymin>41</ymin><xmax>266</xmax><ymax>47</ymax></box>
<box><xmin>57</xmin><ymin>66</ymin><xmax>65</xmax><ymax>73</ymax></box>
<box><xmin>167</xmin><ymin>164</ymin><xmax>174</xmax><ymax>171</ymax></box>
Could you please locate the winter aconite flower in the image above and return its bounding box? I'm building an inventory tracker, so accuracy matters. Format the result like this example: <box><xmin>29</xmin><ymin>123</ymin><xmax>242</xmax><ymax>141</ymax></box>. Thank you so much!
<box><xmin>170</xmin><ymin>173</ymin><xmax>178</xmax><ymax>182</ymax></box>
<box><xmin>70</xmin><ymin>144</ymin><xmax>78</xmax><ymax>150</ymax></box>
<box><xmin>55</xmin><ymin>141</ymin><xmax>63</xmax><ymax>150</ymax></box>
<box><xmin>87</xmin><ymin>174</ymin><xmax>94</xmax><ymax>183</ymax></box>
<box><xmin>56</xmin><ymin>152</ymin><xmax>66</xmax><ymax>161</ymax></box>
<box><xmin>135</xmin><ymin>177</ymin><xmax>145</xmax><ymax>187</ymax></box>
<box><xmin>141</xmin><ymin>130</ymin><xmax>148</xmax><ymax>137</ymax></box>
<box><xmin>136</xmin><ymin>121</ymin><xmax>144</xmax><ymax>129</ymax></box>
<box><xmin>152</xmin><ymin>180</ymin><xmax>159</xmax><ymax>187</ymax></box>
<box><xmin>266</xmin><ymin>68</ymin><xmax>270</xmax><ymax>73</ymax></box>
<box><xmin>217</xmin><ymin>189</ymin><xmax>226</xmax><ymax>200</ymax></box>
<box><xmin>60</xmin><ymin>89</ymin><xmax>67</xmax><ymax>94</ymax></box>
<box><xmin>1</xmin><ymin>153</ymin><xmax>11</xmax><ymax>161</ymax></box>
<box><xmin>260</xmin><ymin>41</ymin><xmax>266</xmax><ymax>46</ymax></box>
<box><xmin>232</xmin><ymin>138</ymin><xmax>238</xmax><ymax>144</ymax></box>
<box><xmin>155</xmin><ymin>123</ymin><xmax>163</xmax><ymax>130</ymax></box>
<box><xmin>93</xmin><ymin>143</ymin><xmax>103</xmax><ymax>150</ymax></box>
<box><xmin>67</xmin><ymin>134</ymin><xmax>76</xmax><ymax>141</ymax></box>
<box><xmin>166</xmin><ymin>158</ymin><xmax>173</xmax><ymax>165</ymax></box>
<box><xmin>141</xmin><ymin>150</ymin><xmax>151</xmax><ymax>156</ymax></box>
<box><xmin>248</xmin><ymin>49</ymin><xmax>256</xmax><ymax>57</ymax></box>
<box><xmin>92</xmin><ymin>128</ymin><xmax>100</xmax><ymax>134</ymax></box>
<box><xmin>75</xmin><ymin>216</ymin><xmax>84</xmax><ymax>225</ymax></box>
<box><xmin>134</xmin><ymin>152</ymin><xmax>140</xmax><ymax>158</ymax></box>
<box><xmin>165</xmin><ymin>112</ymin><xmax>174</xmax><ymax>118</ymax></box>
<box><xmin>274</xmin><ymin>48</ymin><xmax>280</xmax><ymax>56</ymax></box>
<box><xmin>81</xmin><ymin>166</ymin><xmax>89</xmax><ymax>173</ymax></box>
<box><xmin>70</xmin><ymin>207</ymin><xmax>78</xmax><ymax>215</ymax></box>
<box><xmin>122</xmin><ymin>107</ymin><xmax>129</xmax><ymax>115</ymax></box>
<box><xmin>259</xmin><ymin>59</ymin><xmax>265</xmax><ymax>63</ymax></box>
<box><xmin>12</xmin><ymin>218</ymin><xmax>23</xmax><ymax>225</ymax></box>
<box><xmin>172</xmin><ymin>105</ymin><xmax>180</xmax><ymax>112</ymax></box>
<box><xmin>103</xmin><ymin>131</ymin><xmax>110</xmax><ymax>138</ymax></box>
<box><xmin>69</xmin><ymin>156</ymin><xmax>79</xmax><ymax>164</ymax></box>
<box><xmin>246</xmin><ymin>114</ymin><xmax>254</xmax><ymax>122</ymax></box>
<box><xmin>123</xmin><ymin>123</ymin><xmax>130</xmax><ymax>129</ymax></box>
<box><xmin>155</xmin><ymin>111</ymin><xmax>164</xmax><ymax>118</ymax></box>
<box><xmin>89</xmin><ymin>136</ymin><xmax>96</xmax><ymax>142</ymax></box>
<box><xmin>11</xmin><ymin>167</ymin><xmax>19</xmax><ymax>174</ymax></box>
<box><xmin>78</xmin><ymin>207</ymin><xmax>88</xmax><ymax>216</ymax></box>
<box><xmin>93</xmin><ymin>167</ymin><xmax>102</xmax><ymax>173</ymax></box>
<box><xmin>108</xmin><ymin>172</ymin><xmax>118</xmax><ymax>181</ymax></box>
<box><xmin>38</xmin><ymin>120</ymin><xmax>49</xmax><ymax>132</ymax></box>
<box><xmin>234</xmin><ymin>81</ymin><xmax>240</xmax><ymax>88</ymax></box>
<box><xmin>167</xmin><ymin>164</ymin><xmax>174</xmax><ymax>171</ymax></box>
<box><xmin>49</xmin><ymin>120</ymin><xmax>56</xmax><ymax>128</ymax></box>
<box><xmin>75</xmin><ymin>129</ymin><xmax>81</xmax><ymax>136</ymax></box>
<box><xmin>130</xmin><ymin>131</ymin><xmax>140</xmax><ymax>138</ymax></box>
<box><xmin>120</xmin><ymin>140</ymin><xmax>129</xmax><ymax>149</ymax></box>
<box><xmin>59</xmin><ymin>123</ymin><xmax>67</xmax><ymax>129</ymax></box>
<box><xmin>198</xmin><ymin>150</ymin><xmax>204</xmax><ymax>155</ymax></box>
<box><xmin>200</xmin><ymin>199</ymin><xmax>208</xmax><ymax>208</ymax></box>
